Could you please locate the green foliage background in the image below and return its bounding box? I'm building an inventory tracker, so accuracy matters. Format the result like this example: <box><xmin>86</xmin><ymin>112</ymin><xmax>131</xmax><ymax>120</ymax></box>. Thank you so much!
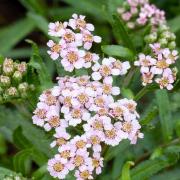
<box><xmin>0</xmin><ymin>0</ymin><xmax>180</xmax><ymax>179</ymax></box>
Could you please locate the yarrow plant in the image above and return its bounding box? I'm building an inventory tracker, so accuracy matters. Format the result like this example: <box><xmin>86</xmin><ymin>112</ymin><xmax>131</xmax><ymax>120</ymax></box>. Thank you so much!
<box><xmin>32</xmin><ymin>13</ymin><xmax>144</xmax><ymax>179</ymax></box>
<box><xmin>118</xmin><ymin>0</ymin><xmax>179</xmax><ymax>90</ymax></box>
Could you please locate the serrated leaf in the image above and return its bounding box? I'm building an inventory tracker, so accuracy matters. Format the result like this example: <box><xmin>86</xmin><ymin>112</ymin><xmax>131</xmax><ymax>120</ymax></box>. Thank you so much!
<box><xmin>0</xmin><ymin>106</ymin><xmax>55</xmax><ymax>158</ymax></box>
<box><xmin>101</xmin><ymin>45</ymin><xmax>134</xmax><ymax>60</ymax></box>
<box><xmin>156</xmin><ymin>90</ymin><xmax>173</xmax><ymax>142</ymax></box>
<box><xmin>0</xmin><ymin>17</ymin><xmax>35</xmax><ymax>54</ymax></box>
<box><xmin>111</xmin><ymin>15</ymin><xmax>136</xmax><ymax>53</ymax></box>
<box><xmin>140</xmin><ymin>106</ymin><xmax>158</xmax><ymax>125</ymax></box>
<box><xmin>120</xmin><ymin>161</ymin><xmax>134</xmax><ymax>180</ymax></box>
<box><xmin>130</xmin><ymin>154</ymin><xmax>177</xmax><ymax>180</ymax></box>
<box><xmin>13</xmin><ymin>126</ymin><xmax>32</xmax><ymax>149</ymax></box>
<box><xmin>28</xmin><ymin>40</ymin><xmax>53</xmax><ymax>90</ymax></box>
<box><xmin>13</xmin><ymin>149</ymin><xmax>32</xmax><ymax>175</ymax></box>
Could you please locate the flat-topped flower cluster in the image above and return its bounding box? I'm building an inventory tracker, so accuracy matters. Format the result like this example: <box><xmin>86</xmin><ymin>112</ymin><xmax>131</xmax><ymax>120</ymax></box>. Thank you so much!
<box><xmin>117</xmin><ymin>0</ymin><xmax>165</xmax><ymax>29</ymax></box>
<box><xmin>32</xmin><ymin>76</ymin><xmax>143</xmax><ymax>179</ymax></box>
<box><xmin>134</xmin><ymin>43</ymin><xmax>178</xmax><ymax>90</ymax></box>
<box><xmin>47</xmin><ymin>14</ymin><xmax>101</xmax><ymax>72</ymax></box>
<box><xmin>33</xmin><ymin>13</ymin><xmax>143</xmax><ymax>180</ymax></box>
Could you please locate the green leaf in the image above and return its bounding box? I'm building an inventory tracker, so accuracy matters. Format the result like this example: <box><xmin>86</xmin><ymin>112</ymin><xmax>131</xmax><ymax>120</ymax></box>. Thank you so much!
<box><xmin>28</xmin><ymin>40</ymin><xmax>53</xmax><ymax>90</ymax></box>
<box><xmin>150</xmin><ymin>167</ymin><xmax>180</xmax><ymax>180</ymax></box>
<box><xmin>0</xmin><ymin>106</ymin><xmax>55</xmax><ymax>158</ymax></box>
<box><xmin>13</xmin><ymin>126</ymin><xmax>32</xmax><ymax>149</ymax></box>
<box><xmin>101</xmin><ymin>45</ymin><xmax>134</xmax><ymax>60</ymax></box>
<box><xmin>0</xmin><ymin>17</ymin><xmax>35</xmax><ymax>54</ymax></box>
<box><xmin>111</xmin><ymin>15</ymin><xmax>136</xmax><ymax>53</ymax></box>
<box><xmin>18</xmin><ymin>0</ymin><xmax>47</xmax><ymax>15</ymax></box>
<box><xmin>130</xmin><ymin>154</ymin><xmax>177</xmax><ymax>180</ymax></box>
<box><xmin>156</xmin><ymin>90</ymin><xmax>173</xmax><ymax>142</ymax></box>
<box><xmin>120</xmin><ymin>161</ymin><xmax>134</xmax><ymax>180</ymax></box>
<box><xmin>140</xmin><ymin>106</ymin><xmax>158</xmax><ymax>125</ymax></box>
<box><xmin>13</xmin><ymin>149</ymin><xmax>32</xmax><ymax>176</ymax></box>
<box><xmin>168</xmin><ymin>15</ymin><xmax>180</xmax><ymax>33</ymax></box>
<box><xmin>32</xmin><ymin>164</ymin><xmax>47</xmax><ymax>180</ymax></box>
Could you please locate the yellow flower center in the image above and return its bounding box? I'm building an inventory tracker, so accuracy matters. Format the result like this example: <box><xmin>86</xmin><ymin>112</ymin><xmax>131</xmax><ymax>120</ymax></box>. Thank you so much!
<box><xmin>156</xmin><ymin>60</ymin><xmax>169</xmax><ymax>69</ymax></box>
<box><xmin>77</xmin><ymin>19</ymin><xmax>86</xmax><ymax>28</ymax></box>
<box><xmin>51</xmin><ymin>44</ymin><xmax>61</xmax><ymax>53</ymax></box>
<box><xmin>60</xmin><ymin>150</ymin><xmax>70</xmax><ymax>159</ymax></box>
<box><xmin>101</xmin><ymin>65</ymin><xmax>111</xmax><ymax>76</ymax></box>
<box><xmin>56</xmin><ymin>138</ymin><xmax>66</xmax><ymax>146</ymax></box>
<box><xmin>76</xmin><ymin>140</ymin><xmax>86</xmax><ymax>149</ymax></box>
<box><xmin>105</xmin><ymin>129</ymin><xmax>116</xmax><ymax>139</ymax></box>
<box><xmin>122</xmin><ymin>122</ymin><xmax>132</xmax><ymax>133</ymax></box>
<box><xmin>74</xmin><ymin>155</ymin><xmax>84</xmax><ymax>166</ymax></box>
<box><xmin>80</xmin><ymin>170</ymin><xmax>90</xmax><ymax>179</ymax></box>
<box><xmin>35</xmin><ymin>109</ymin><xmax>46</xmax><ymax>119</ymax></box>
<box><xmin>72</xmin><ymin>109</ymin><xmax>81</xmax><ymax>118</ymax></box>
<box><xmin>49</xmin><ymin>116</ymin><xmax>60</xmax><ymax>127</ymax></box>
<box><xmin>84</xmin><ymin>52</ymin><xmax>92</xmax><ymax>62</ymax></box>
<box><xmin>67</xmin><ymin>51</ymin><xmax>78</xmax><ymax>63</ymax></box>
<box><xmin>64</xmin><ymin>32</ymin><xmax>75</xmax><ymax>42</ymax></box>
<box><xmin>53</xmin><ymin>162</ymin><xmax>64</xmax><ymax>172</ymax></box>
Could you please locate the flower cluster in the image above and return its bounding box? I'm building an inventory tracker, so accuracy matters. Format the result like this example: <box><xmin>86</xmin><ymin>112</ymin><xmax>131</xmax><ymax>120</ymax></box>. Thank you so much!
<box><xmin>47</xmin><ymin>14</ymin><xmax>101</xmax><ymax>72</ymax></box>
<box><xmin>32</xmin><ymin>75</ymin><xmax>143</xmax><ymax>179</ymax></box>
<box><xmin>117</xmin><ymin>0</ymin><xmax>165</xmax><ymax>30</ymax></box>
<box><xmin>134</xmin><ymin>43</ymin><xmax>178</xmax><ymax>90</ymax></box>
<box><xmin>0</xmin><ymin>58</ymin><xmax>34</xmax><ymax>102</ymax></box>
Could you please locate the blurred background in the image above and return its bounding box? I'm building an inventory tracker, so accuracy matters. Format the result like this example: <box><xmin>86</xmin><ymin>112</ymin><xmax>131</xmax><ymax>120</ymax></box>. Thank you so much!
<box><xmin>0</xmin><ymin>0</ymin><xmax>180</xmax><ymax>180</ymax></box>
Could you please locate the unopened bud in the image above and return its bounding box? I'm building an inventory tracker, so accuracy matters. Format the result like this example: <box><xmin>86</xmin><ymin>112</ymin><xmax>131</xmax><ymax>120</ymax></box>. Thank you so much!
<box><xmin>18</xmin><ymin>82</ymin><xmax>28</xmax><ymax>93</ymax></box>
<box><xmin>160</xmin><ymin>31</ymin><xmax>171</xmax><ymax>39</ymax></box>
<box><xmin>168</xmin><ymin>41</ymin><xmax>176</xmax><ymax>50</ymax></box>
<box><xmin>3</xmin><ymin>58</ymin><xmax>14</xmax><ymax>75</ymax></box>
<box><xmin>127</xmin><ymin>22</ymin><xmax>135</xmax><ymax>29</ymax></box>
<box><xmin>17</xmin><ymin>62</ymin><xmax>27</xmax><ymax>74</ymax></box>
<box><xmin>29</xmin><ymin>84</ymin><xmax>35</xmax><ymax>91</ymax></box>
<box><xmin>6</xmin><ymin>87</ymin><xmax>18</xmax><ymax>97</ymax></box>
<box><xmin>159</xmin><ymin>38</ymin><xmax>168</xmax><ymax>47</ymax></box>
<box><xmin>144</xmin><ymin>33</ymin><xmax>157</xmax><ymax>43</ymax></box>
<box><xmin>0</xmin><ymin>75</ymin><xmax>11</xmax><ymax>87</ymax></box>
<box><xmin>159</xmin><ymin>24</ymin><xmax>169</xmax><ymax>32</ymax></box>
<box><xmin>13</xmin><ymin>71</ymin><xmax>23</xmax><ymax>82</ymax></box>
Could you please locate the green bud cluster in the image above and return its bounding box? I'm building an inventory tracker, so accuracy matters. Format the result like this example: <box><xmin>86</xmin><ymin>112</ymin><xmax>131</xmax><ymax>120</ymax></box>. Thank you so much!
<box><xmin>0</xmin><ymin>58</ymin><xmax>35</xmax><ymax>103</ymax></box>
<box><xmin>144</xmin><ymin>24</ymin><xmax>176</xmax><ymax>49</ymax></box>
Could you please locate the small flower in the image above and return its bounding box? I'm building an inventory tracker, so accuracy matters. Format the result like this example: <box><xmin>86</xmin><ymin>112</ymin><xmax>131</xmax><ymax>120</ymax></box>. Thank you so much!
<box><xmin>47</xmin><ymin>156</ymin><xmax>69</xmax><ymax>179</ymax></box>
<box><xmin>82</xmin><ymin>30</ymin><xmax>101</xmax><ymax>50</ymax></box>
<box><xmin>61</xmin><ymin>48</ymin><xmax>85</xmax><ymax>72</ymax></box>
<box><xmin>48</xmin><ymin>21</ymin><xmax>67</xmax><ymax>37</ymax></box>
<box><xmin>75</xmin><ymin>165</ymin><xmax>93</xmax><ymax>180</ymax></box>
<box><xmin>91</xmin><ymin>153</ymin><xmax>103</xmax><ymax>174</ymax></box>
<box><xmin>69</xmin><ymin>14</ymin><xmax>94</xmax><ymax>31</ymax></box>
<box><xmin>155</xmin><ymin>68</ymin><xmax>174</xmax><ymax>90</ymax></box>
<box><xmin>47</xmin><ymin>40</ymin><xmax>62</xmax><ymax>60</ymax></box>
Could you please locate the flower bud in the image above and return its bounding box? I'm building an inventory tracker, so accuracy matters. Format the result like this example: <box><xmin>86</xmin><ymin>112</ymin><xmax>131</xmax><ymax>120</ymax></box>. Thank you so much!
<box><xmin>6</xmin><ymin>87</ymin><xmax>18</xmax><ymax>97</ymax></box>
<box><xmin>159</xmin><ymin>24</ymin><xmax>169</xmax><ymax>32</ymax></box>
<box><xmin>18</xmin><ymin>82</ymin><xmax>29</xmax><ymax>93</ymax></box>
<box><xmin>159</xmin><ymin>38</ymin><xmax>168</xmax><ymax>47</ymax></box>
<box><xmin>144</xmin><ymin>33</ymin><xmax>157</xmax><ymax>43</ymax></box>
<box><xmin>160</xmin><ymin>31</ymin><xmax>171</xmax><ymax>39</ymax></box>
<box><xmin>170</xmin><ymin>33</ymin><xmax>176</xmax><ymax>41</ymax></box>
<box><xmin>13</xmin><ymin>71</ymin><xmax>23</xmax><ymax>82</ymax></box>
<box><xmin>2</xmin><ymin>58</ymin><xmax>14</xmax><ymax>75</ymax></box>
<box><xmin>17</xmin><ymin>62</ymin><xmax>27</xmax><ymax>74</ymax></box>
<box><xmin>29</xmin><ymin>84</ymin><xmax>35</xmax><ymax>91</ymax></box>
<box><xmin>0</xmin><ymin>75</ymin><xmax>11</xmax><ymax>87</ymax></box>
<box><xmin>168</xmin><ymin>41</ymin><xmax>176</xmax><ymax>50</ymax></box>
